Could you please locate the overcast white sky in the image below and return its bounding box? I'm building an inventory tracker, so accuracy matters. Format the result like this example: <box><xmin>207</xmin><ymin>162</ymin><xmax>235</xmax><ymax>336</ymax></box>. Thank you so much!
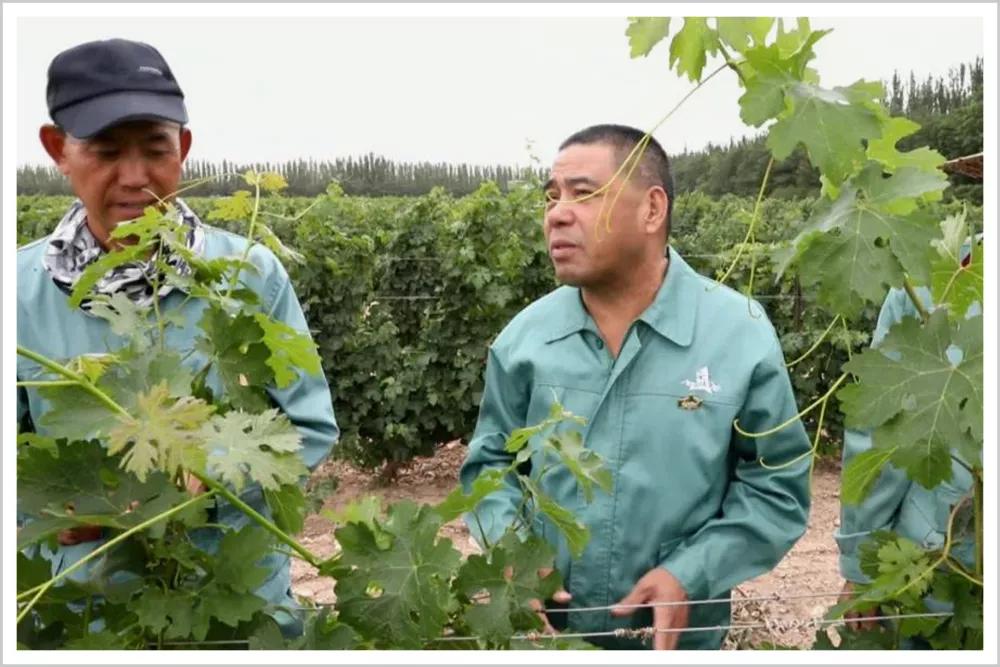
<box><xmin>13</xmin><ymin>13</ymin><xmax>986</xmax><ymax>168</ymax></box>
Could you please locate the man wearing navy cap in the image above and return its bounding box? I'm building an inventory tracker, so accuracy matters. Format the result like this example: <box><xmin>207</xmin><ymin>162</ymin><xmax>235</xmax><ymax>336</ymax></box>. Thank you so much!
<box><xmin>18</xmin><ymin>39</ymin><xmax>338</xmax><ymax>637</ymax></box>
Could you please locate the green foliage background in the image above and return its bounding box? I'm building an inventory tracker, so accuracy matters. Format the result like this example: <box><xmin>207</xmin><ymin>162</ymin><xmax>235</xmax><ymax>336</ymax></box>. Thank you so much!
<box><xmin>17</xmin><ymin>189</ymin><xmax>982</xmax><ymax>469</ymax></box>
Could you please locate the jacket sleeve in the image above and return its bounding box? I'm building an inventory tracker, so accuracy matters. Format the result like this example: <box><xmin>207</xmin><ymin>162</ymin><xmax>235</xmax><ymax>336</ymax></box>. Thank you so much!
<box><xmin>264</xmin><ymin>273</ymin><xmax>339</xmax><ymax>473</ymax></box>
<box><xmin>459</xmin><ymin>346</ymin><xmax>530</xmax><ymax>547</ymax></box>
<box><xmin>659</xmin><ymin>331</ymin><xmax>812</xmax><ymax>601</ymax></box>
<box><xmin>834</xmin><ymin>288</ymin><xmax>918</xmax><ymax>582</ymax></box>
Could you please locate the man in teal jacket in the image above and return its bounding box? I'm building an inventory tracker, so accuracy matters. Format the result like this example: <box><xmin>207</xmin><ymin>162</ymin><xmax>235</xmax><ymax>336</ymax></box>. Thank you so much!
<box><xmin>17</xmin><ymin>38</ymin><xmax>338</xmax><ymax>635</ymax></box>
<box><xmin>836</xmin><ymin>285</ymin><xmax>979</xmax><ymax>642</ymax></box>
<box><xmin>460</xmin><ymin>125</ymin><xmax>812</xmax><ymax>650</ymax></box>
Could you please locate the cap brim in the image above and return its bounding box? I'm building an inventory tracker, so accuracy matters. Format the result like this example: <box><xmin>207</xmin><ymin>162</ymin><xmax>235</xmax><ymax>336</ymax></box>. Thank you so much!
<box><xmin>52</xmin><ymin>90</ymin><xmax>188</xmax><ymax>139</ymax></box>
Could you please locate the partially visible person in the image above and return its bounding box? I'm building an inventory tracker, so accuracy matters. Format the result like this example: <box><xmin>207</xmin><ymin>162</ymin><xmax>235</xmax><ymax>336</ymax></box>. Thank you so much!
<box><xmin>17</xmin><ymin>38</ymin><xmax>338</xmax><ymax>635</ymax></box>
<box><xmin>836</xmin><ymin>275</ymin><xmax>981</xmax><ymax>646</ymax></box>
<box><xmin>460</xmin><ymin>124</ymin><xmax>812</xmax><ymax>650</ymax></box>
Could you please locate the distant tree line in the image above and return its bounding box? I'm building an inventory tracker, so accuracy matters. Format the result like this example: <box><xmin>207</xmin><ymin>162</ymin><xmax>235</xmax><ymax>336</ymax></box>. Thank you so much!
<box><xmin>16</xmin><ymin>153</ymin><xmax>545</xmax><ymax>198</ymax></box>
<box><xmin>17</xmin><ymin>60</ymin><xmax>982</xmax><ymax>202</ymax></box>
<box><xmin>670</xmin><ymin>58</ymin><xmax>983</xmax><ymax>202</ymax></box>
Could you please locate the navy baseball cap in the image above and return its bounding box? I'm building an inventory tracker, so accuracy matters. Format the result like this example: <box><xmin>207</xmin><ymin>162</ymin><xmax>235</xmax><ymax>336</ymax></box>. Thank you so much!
<box><xmin>46</xmin><ymin>38</ymin><xmax>188</xmax><ymax>139</ymax></box>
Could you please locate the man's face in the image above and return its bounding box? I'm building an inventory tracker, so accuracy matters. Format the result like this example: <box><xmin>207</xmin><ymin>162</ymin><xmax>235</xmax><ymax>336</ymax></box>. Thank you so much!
<box><xmin>543</xmin><ymin>142</ymin><xmax>650</xmax><ymax>288</ymax></box>
<box><xmin>42</xmin><ymin>120</ymin><xmax>191</xmax><ymax>241</ymax></box>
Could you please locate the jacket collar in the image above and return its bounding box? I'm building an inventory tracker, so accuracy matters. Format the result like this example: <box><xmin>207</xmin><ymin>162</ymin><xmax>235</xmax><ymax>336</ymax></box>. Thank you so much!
<box><xmin>544</xmin><ymin>246</ymin><xmax>698</xmax><ymax>348</ymax></box>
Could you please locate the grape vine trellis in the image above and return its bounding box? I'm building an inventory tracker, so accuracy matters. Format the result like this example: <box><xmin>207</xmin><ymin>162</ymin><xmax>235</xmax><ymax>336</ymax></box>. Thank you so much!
<box><xmin>15</xmin><ymin>16</ymin><xmax>983</xmax><ymax>651</ymax></box>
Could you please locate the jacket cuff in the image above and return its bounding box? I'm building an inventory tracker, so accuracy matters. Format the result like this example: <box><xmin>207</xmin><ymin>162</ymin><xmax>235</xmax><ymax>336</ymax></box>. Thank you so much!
<box><xmin>659</xmin><ymin>545</ymin><xmax>708</xmax><ymax>602</ymax></box>
<box><xmin>839</xmin><ymin>553</ymin><xmax>869</xmax><ymax>584</ymax></box>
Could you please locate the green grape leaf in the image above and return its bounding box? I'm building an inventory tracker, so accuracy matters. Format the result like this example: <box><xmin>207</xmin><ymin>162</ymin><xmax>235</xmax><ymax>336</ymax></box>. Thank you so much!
<box><xmin>931</xmin><ymin>573</ymin><xmax>982</xmax><ymax>632</ymax></box>
<box><xmin>37</xmin><ymin>384</ymin><xmax>122</xmax><ymax>440</ymax></box>
<box><xmin>69</xmin><ymin>353</ymin><xmax>117</xmax><ymax>385</ymax></box>
<box><xmin>869</xmin><ymin>537</ymin><xmax>932</xmax><ymax>600</ymax></box>
<box><xmin>952</xmin><ymin>314</ymin><xmax>984</xmax><ymax>447</ymax></box>
<box><xmin>208</xmin><ymin>190</ymin><xmax>254</xmax><ymax>222</ymax></box>
<box><xmin>200</xmin><ymin>409</ymin><xmax>306</xmax><ymax>492</ymax></box>
<box><xmin>253</xmin><ymin>312</ymin><xmax>322</xmax><ymax>388</ymax></box>
<box><xmin>522</xmin><ymin>478</ymin><xmax>590</xmax><ymax>558</ymax></box>
<box><xmin>108</xmin><ymin>382</ymin><xmax>214</xmax><ymax>482</ymax></box>
<box><xmin>716</xmin><ymin>17</ymin><xmax>774</xmax><ymax>52</ymax></box>
<box><xmin>668</xmin><ymin>17</ymin><xmax>719</xmax><ymax>82</ymax></box>
<box><xmin>435</xmin><ymin>468</ymin><xmax>506</xmax><ymax>524</ymax></box>
<box><xmin>69</xmin><ymin>243</ymin><xmax>151</xmax><ymax>308</ymax></box>
<box><xmin>625</xmin><ymin>17</ymin><xmax>670</xmax><ymax>58</ymax></box>
<box><xmin>129</xmin><ymin>528</ymin><xmax>270</xmax><ymax>640</ymax></box>
<box><xmin>65</xmin><ymin>630</ymin><xmax>134</xmax><ymax>650</ymax></box>
<box><xmin>38</xmin><ymin>345</ymin><xmax>197</xmax><ymax>441</ymax></box>
<box><xmin>129</xmin><ymin>588</ymin><xmax>187</xmax><ymax>637</ymax></box>
<box><xmin>104</xmin><ymin>346</ymin><xmax>196</xmax><ymax>402</ymax></box>
<box><xmin>108</xmin><ymin>203</ymin><xmax>179</xmax><ymax>243</ymax></box>
<box><xmin>737</xmin><ymin>44</ymin><xmax>799</xmax><ymax>127</ymax></box>
<box><xmin>248</xmin><ymin>616</ymin><xmax>287</xmax><ymax>650</ymax></box>
<box><xmin>773</xmin><ymin>18</ymin><xmax>825</xmax><ymax>57</ymax></box>
<box><xmin>931</xmin><ymin>212</ymin><xmax>983</xmax><ymax>321</ymax></box>
<box><xmin>17</xmin><ymin>439</ymin><xmax>191</xmax><ymax>548</ymax></box>
<box><xmin>264</xmin><ymin>483</ymin><xmax>308</xmax><ymax>535</ymax></box>
<box><xmin>839</xmin><ymin>311</ymin><xmax>982</xmax><ymax>486</ymax></box>
<box><xmin>900</xmin><ymin>605</ymin><xmax>947</xmax><ymax>638</ymax></box>
<box><xmin>543</xmin><ymin>431</ymin><xmax>612</xmax><ymax>503</ymax></box>
<box><xmin>767</xmin><ymin>81</ymin><xmax>883</xmax><ymax>188</ymax></box>
<box><xmin>858</xmin><ymin>163</ymin><xmax>948</xmax><ymax>215</ymax></box>
<box><xmin>163</xmin><ymin>236</ymin><xmax>260</xmax><ymax>290</ymax></box>
<box><xmin>213</xmin><ymin>526</ymin><xmax>274</xmax><ymax>593</ymax></box>
<box><xmin>505</xmin><ymin>401</ymin><xmax>586</xmax><ymax>454</ymax></box>
<box><xmin>260</xmin><ymin>172</ymin><xmax>289</xmax><ymax>193</ymax></box>
<box><xmin>454</xmin><ymin>533</ymin><xmax>560</xmax><ymax>645</ymax></box>
<box><xmin>294</xmin><ymin>609</ymin><xmax>364</xmax><ymax>649</ymax></box>
<box><xmin>197</xmin><ymin>305</ymin><xmax>274</xmax><ymax>411</ymax></box>
<box><xmin>840</xmin><ymin>447</ymin><xmax>897</xmax><ymax>506</ymax></box>
<box><xmin>867</xmin><ymin>116</ymin><xmax>946</xmax><ymax>174</ymax></box>
<box><xmin>130</xmin><ymin>587</ymin><xmax>208</xmax><ymax>641</ymax></box>
<box><xmin>87</xmin><ymin>292</ymin><xmax>152</xmax><ymax>338</ymax></box>
<box><xmin>792</xmin><ymin>169</ymin><xmax>939</xmax><ymax>316</ymax></box>
<box><xmin>322</xmin><ymin>495</ymin><xmax>383</xmax><ymax>529</ymax></box>
<box><xmin>331</xmin><ymin>501</ymin><xmax>461</xmax><ymax>648</ymax></box>
<box><xmin>255</xmin><ymin>223</ymin><xmax>305</xmax><ymax>264</ymax></box>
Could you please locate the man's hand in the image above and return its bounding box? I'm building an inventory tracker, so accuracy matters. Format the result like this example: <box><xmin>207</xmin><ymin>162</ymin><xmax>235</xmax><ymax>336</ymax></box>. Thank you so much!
<box><xmin>840</xmin><ymin>580</ymin><xmax>880</xmax><ymax>632</ymax></box>
<box><xmin>504</xmin><ymin>566</ymin><xmax>571</xmax><ymax>633</ymax></box>
<box><xmin>532</xmin><ymin>567</ymin><xmax>572</xmax><ymax>633</ymax></box>
<box><xmin>57</xmin><ymin>525</ymin><xmax>103</xmax><ymax>546</ymax></box>
<box><xmin>611</xmin><ymin>567</ymin><xmax>689</xmax><ymax>650</ymax></box>
<box><xmin>184</xmin><ymin>472</ymin><xmax>207</xmax><ymax>496</ymax></box>
<box><xmin>55</xmin><ymin>474</ymin><xmax>204</xmax><ymax>547</ymax></box>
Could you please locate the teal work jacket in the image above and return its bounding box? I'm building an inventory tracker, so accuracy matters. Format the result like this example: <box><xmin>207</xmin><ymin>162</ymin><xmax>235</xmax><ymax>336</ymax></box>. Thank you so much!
<box><xmin>17</xmin><ymin>217</ymin><xmax>338</xmax><ymax>631</ymax></box>
<box><xmin>460</xmin><ymin>247</ymin><xmax>812</xmax><ymax>649</ymax></box>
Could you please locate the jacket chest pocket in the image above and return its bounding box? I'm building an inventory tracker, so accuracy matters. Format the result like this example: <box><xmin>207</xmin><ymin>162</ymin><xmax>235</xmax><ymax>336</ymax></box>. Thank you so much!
<box><xmin>621</xmin><ymin>391</ymin><xmax>742</xmax><ymax>466</ymax></box>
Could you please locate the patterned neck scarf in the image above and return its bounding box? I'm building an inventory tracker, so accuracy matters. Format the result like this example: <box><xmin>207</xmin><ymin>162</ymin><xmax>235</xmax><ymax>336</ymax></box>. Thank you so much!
<box><xmin>42</xmin><ymin>198</ymin><xmax>206</xmax><ymax>312</ymax></box>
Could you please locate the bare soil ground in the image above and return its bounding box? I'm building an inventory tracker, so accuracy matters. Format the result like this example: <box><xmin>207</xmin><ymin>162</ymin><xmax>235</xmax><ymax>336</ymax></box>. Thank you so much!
<box><xmin>290</xmin><ymin>443</ymin><xmax>845</xmax><ymax>649</ymax></box>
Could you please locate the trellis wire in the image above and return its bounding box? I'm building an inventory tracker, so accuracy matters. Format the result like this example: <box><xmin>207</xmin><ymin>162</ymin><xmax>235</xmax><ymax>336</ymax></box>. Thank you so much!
<box><xmin>290</xmin><ymin>589</ymin><xmax>860</xmax><ymax>613</ymax></box>
<box><xmin>431</xmin><ymin>610</ymin><xmax>953</xmax><ymax>644</ymax></box>
<box><xmin>146</xmin><ymin>610</ymin><xmax>952</xmax><ymax>649</ymax></box>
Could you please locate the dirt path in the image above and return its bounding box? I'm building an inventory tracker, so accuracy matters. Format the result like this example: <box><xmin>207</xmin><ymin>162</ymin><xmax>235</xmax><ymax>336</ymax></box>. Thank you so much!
<box><xmin>290</xmin><ymin>444</ymin><xmax>845</xmax><ymax>649</ymax></box>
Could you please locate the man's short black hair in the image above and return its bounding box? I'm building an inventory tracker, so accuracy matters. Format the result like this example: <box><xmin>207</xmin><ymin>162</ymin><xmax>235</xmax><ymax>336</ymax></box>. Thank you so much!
<box><xmin>559</xmin><ymin>124</ymin><xmax>674</xmax><ymax>234</ymax></box>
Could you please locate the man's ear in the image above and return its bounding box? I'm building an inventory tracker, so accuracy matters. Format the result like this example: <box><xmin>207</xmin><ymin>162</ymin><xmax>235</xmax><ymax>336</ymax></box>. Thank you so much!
<box><xmin>39</xmin><ymin>125</ymin><xmax>70</xmax><ymax>174</ymax></box>
<box><xmin>179</xmin><ymin>127</ymin><xmax>193</xmax><ymax>162</ymax></box>
<box><xmin>643</xmin><ymin>186</ymin><xmax>669</xmax><ymax>238</ymax></box>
